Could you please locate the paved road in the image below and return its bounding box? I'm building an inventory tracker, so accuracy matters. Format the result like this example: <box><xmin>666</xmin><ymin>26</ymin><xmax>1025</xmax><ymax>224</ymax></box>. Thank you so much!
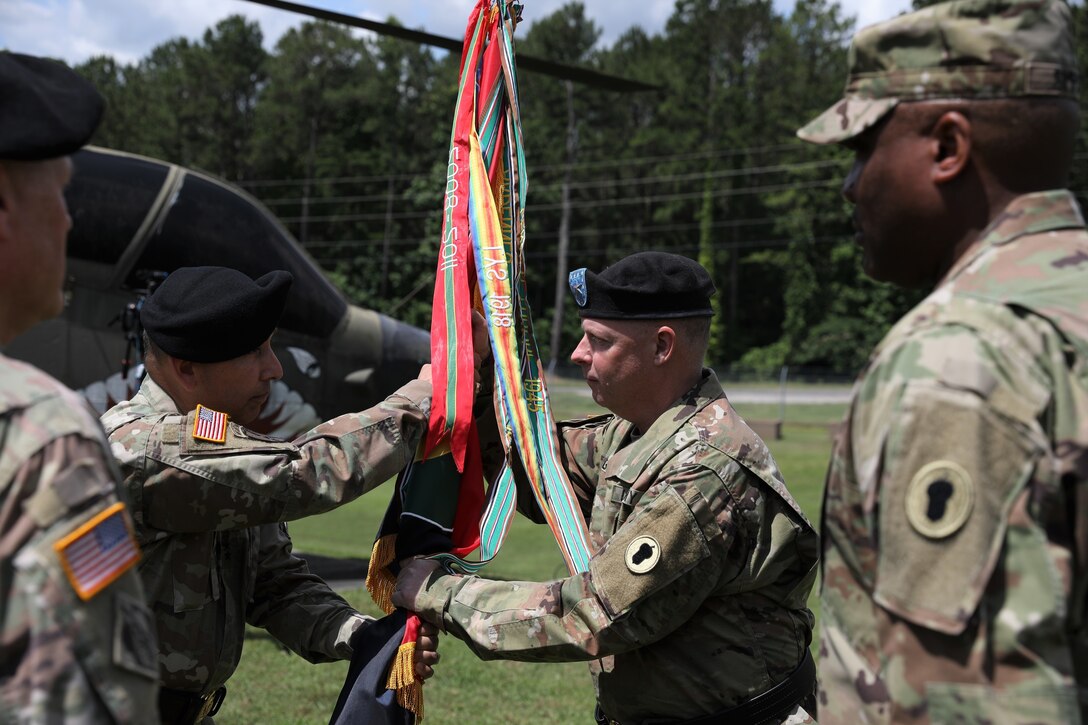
<box><xmin>550</xmin><ymin>380</ymin><xmax>853</xmax><ymax>405</ymax></box>
<box><xmin>723</xmin><ymin>385</ymin><xmax>853</xmax><ymax>405</ymax></box>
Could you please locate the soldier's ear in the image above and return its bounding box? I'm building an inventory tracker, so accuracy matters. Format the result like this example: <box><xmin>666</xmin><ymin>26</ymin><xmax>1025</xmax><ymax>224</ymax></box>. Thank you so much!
<box><xmin>169</xmin><ymin>356</ymin><xmax>200</xmax><ymax>391</ymax></box>
<box><xmin>931</xmin><ymin>111</ymin><xmax>971</xmax><ymax>185</ymax></box>
<box><xmin>654</xmin><ymin>326</ymin><xmax>677</xmax><ymax>366</ymax></box>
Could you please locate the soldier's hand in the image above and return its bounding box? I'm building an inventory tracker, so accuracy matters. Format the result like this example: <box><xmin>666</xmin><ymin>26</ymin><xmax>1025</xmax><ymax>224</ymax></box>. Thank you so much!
<box><xmin>392</xmin><ymin>557</ymin><xmax>443</xmax><ymax>614</ymax></box>
<box><xmin>418</xmin><ymin>363</ymin><xmax>432</xmax><ymax>382</ymax></box>
<box><xmin>414</xmin><ymin>621</ymin><xmax>440</xmax><ymax>681</ymax></box>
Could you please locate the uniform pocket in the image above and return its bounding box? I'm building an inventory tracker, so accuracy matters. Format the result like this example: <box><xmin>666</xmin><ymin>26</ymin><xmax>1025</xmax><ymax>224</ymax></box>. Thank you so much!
<box><xmin>874</xmin><ymin>384</ymin><xmax>1041</xmax><ymax>635</ymax></box>
<box><xmin>590</xmin><ymin>485</ymin><xmax>709</xmax><ymax>619</ymax></box>
<box><xmin>146</xmin><ymin>533</ymin><xmax>220</xmax><ymax>613</ymax></box>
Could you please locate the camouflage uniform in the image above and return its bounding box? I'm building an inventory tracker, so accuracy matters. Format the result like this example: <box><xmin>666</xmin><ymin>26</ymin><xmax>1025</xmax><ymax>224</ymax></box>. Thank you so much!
<box><xmin>1</xmin><ymin>354</ymin><xmax>159</xmax><ymax>723</ymax></box>
<box><xmin>100</xmin><ymin>374</ymin><xmax>429</xmax><ymax>696</ymax></box>
<box><xmin>410</xmin><ymin>371</ymin><xmax>819</xmax><ymax>723</ymax></box>
<box><xmin>818</xmin><ymin>191</ymin><xmax>1088</xmax><ymax>723</ymax></box>
<box><xmin>796</xmin><ymin>2</ymin><xmax>1087</xmax><ymax>721</ymax></box>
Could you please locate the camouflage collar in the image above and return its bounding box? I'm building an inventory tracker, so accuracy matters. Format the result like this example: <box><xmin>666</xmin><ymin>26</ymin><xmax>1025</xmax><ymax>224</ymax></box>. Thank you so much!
<box><xmin>609</xmin><ymin>369</ymin><xmax>725</xmax><ymax>484</ymax></box>
<box><xmin>133</xmin><ymin>375</ymin><xmax>182</xmax><ymax>416</ymax></box>
<box><xmin>943</xmin><ymin>190</ymin><xmax>1085</xmax><ymax>285</ymax></box>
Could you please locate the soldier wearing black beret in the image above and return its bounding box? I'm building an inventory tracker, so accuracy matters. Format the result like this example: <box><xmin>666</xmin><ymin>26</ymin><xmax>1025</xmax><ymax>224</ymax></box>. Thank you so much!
<box><xmin>140</xmin><ymin>266</ymin><xmax>293</xmax><ymax>363</ymax></box>
<box><xmin>102</xmin><ymin>264</ymin><xmax>455</xmax><ymax>723</ymax></box>
<box><xmin>569</xmin><ymin>250</ymin><xmax>716</xmax><ymax>320</ymax></box>
<box><xmin>394</xmin><ymin>250</ymin><xmax>819</xmax><ymax>724</ymax></box>
<box><xmin>0</xmin><ymin>52</ymin><xmax>162</xmax><ymax>722</ymax></box>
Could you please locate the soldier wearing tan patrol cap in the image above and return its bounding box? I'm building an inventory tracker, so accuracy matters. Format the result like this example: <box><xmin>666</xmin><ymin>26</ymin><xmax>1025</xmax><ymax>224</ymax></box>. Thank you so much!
<box><xmin>0</xmin><ymin>53</ymin><xmax>161</xmax><ymax>722</ymax></box>
<box><xmin>798</xmin><ymin>1</ymin><xmax>1086</xmax><ymax>723</ymax></box>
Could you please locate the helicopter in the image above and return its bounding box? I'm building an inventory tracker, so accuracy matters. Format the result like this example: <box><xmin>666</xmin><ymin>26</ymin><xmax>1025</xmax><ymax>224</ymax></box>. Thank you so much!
<box><xmin>5</xmin><ymin>145</ymin><xmax>431</xmax><ymax>438</ymax></box>
<box><xmin>3</xmin><ymin>1</ymin><xmax>653</xmax><ymax>437</ymax></box>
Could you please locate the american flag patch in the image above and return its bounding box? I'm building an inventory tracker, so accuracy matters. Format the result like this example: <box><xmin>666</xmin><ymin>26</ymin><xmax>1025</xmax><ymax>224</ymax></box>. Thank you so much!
<box><xmin>54</xmin><ymin>502</ymin><xmax>140</xmax><ymax>601</ymax></box>
<box><xmin>193</xmin><ymin>404</ymin><xmax>228</xmax><ymax>444</ymax></box>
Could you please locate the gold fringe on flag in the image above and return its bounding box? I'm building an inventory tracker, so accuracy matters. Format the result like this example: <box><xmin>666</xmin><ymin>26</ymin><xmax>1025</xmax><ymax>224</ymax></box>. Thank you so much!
<box><xmin>386</xmin><ymin>640</ymin><xmax>424</xmax><ymax>720</ymax></box>
<box><xmin>365</xmin><ymin>534</ymin><xmax>397</xmax><ymax>614</ymax></box>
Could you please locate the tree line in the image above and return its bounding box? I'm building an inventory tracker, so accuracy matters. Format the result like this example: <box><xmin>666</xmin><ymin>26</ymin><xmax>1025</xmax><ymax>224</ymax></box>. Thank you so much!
<box><xmin>74</xmin><ymin>0</ymin><xmax>1088</xmax><ymax>375</ymax></box>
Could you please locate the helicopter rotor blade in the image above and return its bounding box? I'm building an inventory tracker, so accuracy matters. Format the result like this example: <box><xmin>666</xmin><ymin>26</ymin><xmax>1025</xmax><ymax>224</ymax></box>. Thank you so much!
<box><xmin>237</xmin><ymin>0</ymin><xmax>659</xmax><ymax>92</ymax></box>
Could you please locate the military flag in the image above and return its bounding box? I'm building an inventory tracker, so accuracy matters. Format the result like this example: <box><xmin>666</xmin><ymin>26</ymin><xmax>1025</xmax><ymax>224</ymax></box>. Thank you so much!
<box><xmin>334</xmin><ymin>1</ymin><xmax>593</xmax><ymax>720</ymax></box>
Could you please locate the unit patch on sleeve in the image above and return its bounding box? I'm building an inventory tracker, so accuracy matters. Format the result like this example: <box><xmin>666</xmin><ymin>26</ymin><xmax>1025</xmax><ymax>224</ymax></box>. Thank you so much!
<box><xmin>54</xmin><ymin>502</ymin><xmax>141</xmax><ymax>601</ymax></box>
<box><xmin>625</xmin><ymin>535</ymin><xmax>661</xmax><ymax>574</ymax></box>
<box><xmin>904</xmin><ymin>459</ymin><xmax>974</xmax><ymax>540</ymax></box>
<box><xmin>192</xmin><ymin>404</ymin><xmax>228</xmax><ymax>444</ymax></box>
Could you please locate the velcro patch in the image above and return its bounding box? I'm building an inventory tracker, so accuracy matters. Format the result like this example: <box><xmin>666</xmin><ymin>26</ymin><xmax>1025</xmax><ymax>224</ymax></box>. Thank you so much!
<box><xmin>192</xmin><ymin>404</ymin><xmax>228</xmax><ymax>444</ymax></box>
<box><xmin>591</xmin><ymin>486</ymin><xmax>708</xmax><ymax>617</ymax></box>
<box><xmin>875</xmin><ymin>384</ymin><xmax>1038</xmax><ymax>634</ymax></box>
<box><xmin>54</xmin><ymin>502</ymin><xmax>141</xmax><ymax>601</ymax></box>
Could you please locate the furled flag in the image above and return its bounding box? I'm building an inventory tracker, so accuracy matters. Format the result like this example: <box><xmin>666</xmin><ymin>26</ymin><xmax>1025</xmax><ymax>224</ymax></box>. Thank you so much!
<box><xmin>333</xmin><ymin>1</ymin><xmax>593</xmax><ymax>721</ymax></box>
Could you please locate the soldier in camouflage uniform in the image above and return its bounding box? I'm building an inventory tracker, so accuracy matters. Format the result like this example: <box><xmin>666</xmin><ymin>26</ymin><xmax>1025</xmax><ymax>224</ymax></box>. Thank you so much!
<box><xmin>100</xmin><ymin>266</ymin><xmax>444</xmax><ymax>724</ymax></box>
<box><xmin>0</xmin><ymin>52</ymin><xmax>160</xmax><ymax>723</ymax></box>
<box><xmin>394</xmin><ymin>252</ymin><xmax>820</xmax><ymax>724</ymax></box>
<box><xmin>796</xmin><ymin>0</ymin><xmax>1086</xmax><ymax>722</ymax></box>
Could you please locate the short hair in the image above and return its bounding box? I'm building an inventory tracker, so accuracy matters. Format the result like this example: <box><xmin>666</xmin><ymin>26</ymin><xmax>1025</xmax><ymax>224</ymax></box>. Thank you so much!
<box><xmin>903</xmin><ymin>97</ymin><xmax>1080</xmax><ymax>191</ymax></box>
<box><xmin>672</xmin><ymin>316</ymin><xmax>711</xmax><ymax>349</ymax></box>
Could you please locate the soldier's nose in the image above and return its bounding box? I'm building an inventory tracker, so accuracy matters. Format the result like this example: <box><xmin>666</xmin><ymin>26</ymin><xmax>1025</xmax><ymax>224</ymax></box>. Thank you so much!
<box><xmin>570</xmin><ymin>336</ymin><xmax>590</xmax><ymax>366</ymax></box>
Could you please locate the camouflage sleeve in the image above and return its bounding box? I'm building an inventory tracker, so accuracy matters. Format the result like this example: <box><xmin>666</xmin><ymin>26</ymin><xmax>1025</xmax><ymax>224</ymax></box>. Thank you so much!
<box><xmin>821</xmin><ymin>314</ymin><xmax>1082</xmax><ymax>723</ymax></box>
<box><xmin>410</xmin><ymin>467</ymin><xmax>726</xmax><ymax>662</ymax></box>
<box><xmin>864</xmin><ymin>324</ymin><xmax>1049</xmax><ymax>634</ymax></box>
<box><xmin>1</xmin><ymin>436</ymin><xmax>159</xmax><ymax>724</ymax></box>
<box><xmin>140</xmin><ymin>378</ymin><xmax>430</xmax><ymax>532</ymax></box>
<box><xmin>244</xmin><ymin>523</ymin><xmax>368</xmax><ymax>663</ymax></box>
<box><xmin>511</xmin><ymin>415</ymin><xmax>609</xmax><ymax>525</ymax></box>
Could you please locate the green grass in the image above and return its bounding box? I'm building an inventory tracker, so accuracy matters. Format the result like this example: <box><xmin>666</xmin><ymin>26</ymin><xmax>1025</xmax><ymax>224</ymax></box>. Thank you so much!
<box><xmin>216</xmin><ymin>381</ymin><xmax>844</xmax><ymax>724</ymax></box>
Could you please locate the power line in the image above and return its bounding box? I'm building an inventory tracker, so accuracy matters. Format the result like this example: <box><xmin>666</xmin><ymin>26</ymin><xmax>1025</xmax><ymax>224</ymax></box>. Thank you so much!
<box><xmin>306</xmin><ymin>233</ymin><xmax>851</xmax><ymax>264</ymax></box>
<box><xmin>231</xmin><ymin>141</ymin><xmax>844</xmax><ymax>188</ymax></box>
<box><xmin>276</xmin><ymin>176</ymin><xmax>843</xmax><ymax>224</ymax></box>
<box><xmin>257</xmin><ymin>157</ymin><xmax>849</xmax><ymax>208</ymax></box>
<box><xmin>298</xmin><ymin>210</ymin><xmax>852</xmax><ymax>250</ymax></box>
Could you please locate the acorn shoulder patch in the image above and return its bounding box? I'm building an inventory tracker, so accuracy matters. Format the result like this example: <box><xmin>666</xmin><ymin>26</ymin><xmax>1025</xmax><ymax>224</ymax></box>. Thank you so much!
<box><xmin>904</xmin><ymin>460</ymin><xmax>974</xmax><ymax>540</ymax></box>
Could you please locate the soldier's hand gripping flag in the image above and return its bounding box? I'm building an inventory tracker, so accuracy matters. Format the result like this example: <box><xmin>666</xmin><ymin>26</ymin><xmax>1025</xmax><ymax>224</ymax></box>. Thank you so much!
<box><xmin>332</xmin><ymin>1</ymin><xmax>592</xmax><ymax>721</ymax></box>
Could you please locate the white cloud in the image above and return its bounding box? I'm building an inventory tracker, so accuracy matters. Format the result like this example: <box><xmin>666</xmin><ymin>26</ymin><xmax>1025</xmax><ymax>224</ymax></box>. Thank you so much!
<box><xmin>11</xmin><ymin>0</ymin><xmax>1084</xmax><ymax>68</ymax></box>
<box><xmin>0</xmin><ymin>0</ymin><xmax>922</xmax><ymax>67</ymax></box>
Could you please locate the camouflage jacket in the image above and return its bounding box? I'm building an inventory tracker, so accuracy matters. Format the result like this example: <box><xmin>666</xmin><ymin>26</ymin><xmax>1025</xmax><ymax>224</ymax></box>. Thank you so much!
<box><xmin>0</xmin><ymin>354</ymin><xmax>159</xmax><ymax>723</ymax></box>
<box><xmin>100</xmin><ymin>375</ymin><xmax>430</xmax><ymax>694</ymax></box>
<box><xmin>412</xmin><ymin>370</ymin><xmax>819</xmax><ymax>723</ymax></box>
<box><xmin>820</xmin><ymin>190</ymin><xmax>1088</xmax><ymax>723</ymax></box>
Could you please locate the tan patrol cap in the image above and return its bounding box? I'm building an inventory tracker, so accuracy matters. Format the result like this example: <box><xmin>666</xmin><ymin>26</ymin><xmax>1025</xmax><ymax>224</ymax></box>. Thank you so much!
<box><xmin>797</xmin><ymin>0</ymin><xmax>1079</xmax><ymax>145</ymax></box>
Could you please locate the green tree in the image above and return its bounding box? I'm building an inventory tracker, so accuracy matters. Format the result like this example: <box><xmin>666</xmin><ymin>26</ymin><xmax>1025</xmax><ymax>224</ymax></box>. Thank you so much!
<box><xmin>187</xmin><ymin>16</ymin><xmax>268</xmax><ymax>180</ymax></box>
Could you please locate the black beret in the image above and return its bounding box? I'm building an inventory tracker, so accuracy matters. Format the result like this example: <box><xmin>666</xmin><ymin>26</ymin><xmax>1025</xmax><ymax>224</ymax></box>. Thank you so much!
<box><xmin>0</xmin><ymin>51</ymin><xmax>104</xmax><ymax>161</ymax></box>
<box><xmin>569</xmin><ymin>251</ymin><xmax>716</xmax><ymax>320</ymax></box>
<box><xmin>140</xmin><ymin>267</ymin><xmax>293</xmax><ymax>363</ymax></box>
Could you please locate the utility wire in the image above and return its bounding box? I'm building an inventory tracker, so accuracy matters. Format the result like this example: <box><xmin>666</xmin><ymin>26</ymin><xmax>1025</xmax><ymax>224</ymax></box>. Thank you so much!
<box><xmin>256</xmin><ymin>158</ymin><xmax>849</xmax><ymax>207</ymax></box>
<box><xmin>275</xmin><ymin>177</ymin><xmax>842</xmax><ymax>224</ymax></box>
<box><xmin>233</xmin><ymin>141</ymin><xmax>846</xmax><ymax>188</ymax></box>
<box><xmin>298</xmin><ymin>210</ymin><xmax>852</xmax><ymax>250</ymax></box>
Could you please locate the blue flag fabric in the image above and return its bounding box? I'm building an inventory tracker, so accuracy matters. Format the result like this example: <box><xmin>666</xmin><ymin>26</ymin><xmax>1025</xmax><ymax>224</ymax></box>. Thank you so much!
<box><xmin>328</xmin><ymin>610</ymin><xmax>413</xmax><ymax>725</ymax></box>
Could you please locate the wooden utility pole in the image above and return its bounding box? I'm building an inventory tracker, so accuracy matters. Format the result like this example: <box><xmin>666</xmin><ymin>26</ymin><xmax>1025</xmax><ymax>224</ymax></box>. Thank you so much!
<box><xmin>547</xmin><ymin>79</ymin><xmax>577</xmax><ymax>374</ymax></box>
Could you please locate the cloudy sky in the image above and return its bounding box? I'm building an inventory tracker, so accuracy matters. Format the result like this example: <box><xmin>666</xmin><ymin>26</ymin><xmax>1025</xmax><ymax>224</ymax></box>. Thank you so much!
<box><xmin>2</xmin><ymin>0</ymin><xmax>917</xmax><ymax>66</ymax></box>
